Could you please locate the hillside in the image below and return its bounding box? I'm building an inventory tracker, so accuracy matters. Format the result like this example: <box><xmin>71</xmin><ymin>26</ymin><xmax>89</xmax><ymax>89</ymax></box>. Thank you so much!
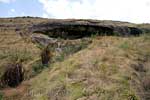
<box><xmin>0</xmin><ymin>17</ymin><xmax>150</xmax><ymax>100</ymax></box>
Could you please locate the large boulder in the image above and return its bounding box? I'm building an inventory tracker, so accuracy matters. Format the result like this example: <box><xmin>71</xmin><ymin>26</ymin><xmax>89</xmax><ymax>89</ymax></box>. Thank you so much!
<box><xmin>31</xmin><ymin>33</ymin><xmax>57</xmax><ymax>46</ymax></box>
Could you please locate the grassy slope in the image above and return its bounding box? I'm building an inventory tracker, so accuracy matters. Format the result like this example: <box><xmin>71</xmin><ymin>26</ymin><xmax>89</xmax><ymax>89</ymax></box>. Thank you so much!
<box><xmin>17</xmin><ymin>35</ymin><xmax>150</xmax><ymax>100</ymax></box>
<box><xmin>0</xmin><ymin>18</ymin><xmax>45</xmax><ymax>99</ymax></box>
<box><xmin>0</xmin><ymin>18</ymin><xmax>150</xmax><ymax>100</ymax></box>
<box><xmin>0</xmin><ymin>28</ymin><xmax>39</xmax><ymax>73</ymax></box>
<box><xmin>0</xmin><ymin>17</ymin><xmax>49</xmax><ymax>77</ymax></box>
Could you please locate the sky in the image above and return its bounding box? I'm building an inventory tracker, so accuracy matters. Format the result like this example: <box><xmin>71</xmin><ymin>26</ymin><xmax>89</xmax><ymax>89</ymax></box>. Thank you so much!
<box><xmin>0</xmin><ymin>0</ymin><xmax>150</xmax><ymax>23</ymax></box>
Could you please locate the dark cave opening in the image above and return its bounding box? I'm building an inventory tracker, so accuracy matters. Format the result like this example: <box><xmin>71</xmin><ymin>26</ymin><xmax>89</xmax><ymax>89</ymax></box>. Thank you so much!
<box><xmin>34</xmin><ymin>25</ymin><xmax>114</xmax><ymax>39</ymax></box>
<box><xmin>32</xmin><ymin>23</ymin><xmax>143</xmax><ymax>39</ymax></box>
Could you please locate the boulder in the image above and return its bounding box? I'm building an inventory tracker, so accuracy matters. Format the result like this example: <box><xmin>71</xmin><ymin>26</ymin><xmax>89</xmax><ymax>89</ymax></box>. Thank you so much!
<box><xmin>31</xmin><ymin>33</ymin><xmax>57</xmax><ymax>46</ymax></box>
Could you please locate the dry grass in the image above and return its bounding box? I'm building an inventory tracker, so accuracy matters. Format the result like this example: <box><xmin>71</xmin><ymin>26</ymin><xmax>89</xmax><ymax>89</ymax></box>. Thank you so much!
<box><xmin>15</xmin><ymin>34</ymin><xmax>150</xmax><ymax>100</ymax></box>
<box><xmin>0</xmin><ymin>18</ymin><xmax>150</xmax><ymax>100</ymax></box>
<box><xmin>0</xmin><ymin>26</ymin><xmax>41</xmax><ymax>80</ymax></box>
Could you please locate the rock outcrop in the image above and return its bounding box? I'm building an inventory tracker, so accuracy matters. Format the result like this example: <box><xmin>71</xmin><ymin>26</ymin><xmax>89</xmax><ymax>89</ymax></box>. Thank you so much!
<box><xmin>28</xmin><ymin>19</ymin><xmax>143</xmax><ymax>39</ymax></box>
<box><xmin>31</xmin><ymin>33</ymin><xmax>57</xmax><ymax>46</ymax></box>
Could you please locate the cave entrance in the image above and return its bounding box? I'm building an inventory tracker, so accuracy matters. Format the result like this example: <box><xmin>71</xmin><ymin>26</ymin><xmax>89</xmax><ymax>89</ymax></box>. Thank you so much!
<box><xmin>38</xmin><ymin>25</ymin><xmax>114</xmax><ymax>39</ymax></box>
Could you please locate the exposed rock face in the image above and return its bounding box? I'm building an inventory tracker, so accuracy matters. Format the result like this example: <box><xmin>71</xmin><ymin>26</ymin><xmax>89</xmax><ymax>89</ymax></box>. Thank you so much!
<box><xmin>31</xmin><ymin>33</ymin><xmax>57</xmax><ymax>46</ymax></box>
<box><xmin>28</xmin><ymin>19</ymin><xmax>143</xmax><ymax>39</ymax></box>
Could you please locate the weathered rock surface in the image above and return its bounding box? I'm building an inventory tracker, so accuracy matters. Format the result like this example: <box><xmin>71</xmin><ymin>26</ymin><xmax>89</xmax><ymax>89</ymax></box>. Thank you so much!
<box><xmin>31</xmin><ymin>33</ymin><xmax>57</xmax><ymax>46</ymax></box>
<box><xmin>28</xmin><ymin>19</ymin><xmax>143</xmax><ymax>39</ymax></box>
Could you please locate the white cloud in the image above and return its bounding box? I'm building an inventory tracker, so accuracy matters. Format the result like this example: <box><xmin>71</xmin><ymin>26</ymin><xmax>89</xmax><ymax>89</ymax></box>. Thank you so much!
<box><xmin>21</xmin><ymin>12</ymin><xmax>25</xmax><ymax>16</ymax></box>
<box><xmin>10</xmin><ymin>9</ymin><xmax>15</xmax><ymax>12</ymax></box>
<box><xmin>39</xmin><ymin>0</ymin><xmax>150</xmax><ymax>23</ymax></box>
<box><xmin>0</xmin><ymin>0</ymin><xmax>15</xmax><ymax>3</ymax></box>
<box><xmin>8</xmin><ymin>8</ymin><xmax>16</xmax><ymax>17</ymax></box>
<box><xmin>42</xmin><ymin>13</ymin><xmax>49</xmax><ymax>18</ymax></box>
